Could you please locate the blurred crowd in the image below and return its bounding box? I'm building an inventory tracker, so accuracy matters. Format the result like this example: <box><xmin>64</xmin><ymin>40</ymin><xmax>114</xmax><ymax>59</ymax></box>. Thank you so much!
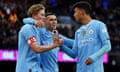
<box><xmin>0</xmin><ymin>0</ymin><xmax>120</xmax><ymax>54</ymax></box>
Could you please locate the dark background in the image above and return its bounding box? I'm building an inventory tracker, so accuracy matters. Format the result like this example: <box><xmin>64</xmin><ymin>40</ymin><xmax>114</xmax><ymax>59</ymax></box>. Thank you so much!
<box><xmin>0</xmin><ymin>0</ymin><xmax>120</xmax><ymax>72</ymax></box>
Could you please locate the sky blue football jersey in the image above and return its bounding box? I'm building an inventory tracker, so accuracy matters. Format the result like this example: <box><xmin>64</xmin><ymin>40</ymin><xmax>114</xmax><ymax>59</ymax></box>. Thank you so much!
<box><xmin>23</xmin><ymin>17</ymin><xmax>74</xmax><ymax>72</ymax></box>
<box><xmin>16</xmin><ymin>24</ymin><xmax>42</xmax><ymax>72</ymax></box>
<box><xmin>62</xmin><ymin>19</ymin><xmax>111</xmax><ymax>72</ymax></box>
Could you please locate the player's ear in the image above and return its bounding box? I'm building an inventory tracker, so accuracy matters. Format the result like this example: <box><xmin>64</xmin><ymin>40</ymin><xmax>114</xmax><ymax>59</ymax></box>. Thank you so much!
<box><xmin>81</xmin><ymin>9</ymin><xmax>86</xmax><ymax>16</ymax></box>
<box><xmin>78</xmin><ymin>8</ymin><xmax>85</xmax><ymax>16</ymax></box>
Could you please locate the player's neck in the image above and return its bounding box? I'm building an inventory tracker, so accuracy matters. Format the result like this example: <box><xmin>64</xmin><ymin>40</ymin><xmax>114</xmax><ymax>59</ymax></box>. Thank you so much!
<box><xmin>81</xmin><ymin>15</ymin><xmax>92</xmax><ymax>25</ymax></box>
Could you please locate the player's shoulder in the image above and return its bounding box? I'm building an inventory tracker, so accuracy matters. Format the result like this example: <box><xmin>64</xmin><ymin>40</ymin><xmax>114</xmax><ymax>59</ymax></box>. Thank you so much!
<box><xmin>22</xmin><ymin>24</ymin><xmax>33</xmax><ymax>30</ymax></box>
<box><xmin>75</xmin><ymin>26</ymin><xmax>83</xmax><ymax>34</ymax></box>
<box><xmin>92</xmin><ymin>19</ymin><xmax>105</xmax><ymax>26</ymax></box>
<box><xmin>20</xmin><ymin>24</ymin><xmax>33</xmax><ymax>33</ymax></box>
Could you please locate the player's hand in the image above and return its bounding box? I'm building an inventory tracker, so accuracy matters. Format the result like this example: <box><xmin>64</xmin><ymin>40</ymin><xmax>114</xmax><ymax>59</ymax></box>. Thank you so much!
<box><xmin>52</xmin><ymin>29</ymin><xmax>59</xmax><ymax>41</ymax></box>
<box><xmin>85</xmin><ymin>57</ymin><xmax>93</xmax><ymax>65</ymax></box>
<box><xmin>35</xmin><ymin>20</ymin><xmax>45</xmax><ymax>27</ymax></box>
<box><xmin>54</xmin><ymin>37</ymin><xmax>64</xmax><ymax>47</ymax></box>
<box><xmin>52</xmin><ymin>29</ymin><xmax>58</xmax><ymax>35</ymax></box>
<box><xmin>35</xmin><ymin>19</ymin><xmax>46</xmax><ymax>27</ymax></box>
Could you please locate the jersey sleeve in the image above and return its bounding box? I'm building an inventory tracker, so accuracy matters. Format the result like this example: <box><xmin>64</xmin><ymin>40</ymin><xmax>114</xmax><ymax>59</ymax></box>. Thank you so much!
<box><xmin>98</xmin><ymin>23</ymin><xmax>110</xmax><ymax>41</ymax></box>
<box><xmin>61</xmin><ymin>32</ymin><xmax>78</xmax><ymax>58</ymax></box>
<box><xmin>89</xmin><ymin>23</ymin><xmax>111</xmax><ymax>62</ymax></box>
<box><xmin>23</xmin><ymin>17</ymin><xmax>36</xmax><ymax>25</ymax></box>
<box><xmin>22</xmin><ymin>25</ymin><xmax>36</xmax><ymax>41</ymax></box>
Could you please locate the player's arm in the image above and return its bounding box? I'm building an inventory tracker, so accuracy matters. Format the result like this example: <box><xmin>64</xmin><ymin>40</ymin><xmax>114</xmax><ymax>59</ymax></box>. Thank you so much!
<box><xmin>23</xmin><ymin>25</ymin><xmax>63</xmax><ymax>53</ymax></box>
<box><xmin>23</xmin><ymin>17</ymin><xmax>45</xmax><ymax>27</ymax></box>
<box><xmin>59</xmin><ymin>34</ymin><xmax>74</xmax><ymax>47</ymax></box>
<box><xmin>28</xmin><ymin>36</ymin><xmax>63</xmax><ymax>53</ymax></box>
<box><xmin>61</xmin><ymin>33</ymin><xmax>78</xmax><ymax>58</ymax></box>
<box><xmin>23</xmin><ymin>17</ymin><xmax>36</xmax><ymax>25</ymax></box>
<box><xmin>61</xmin><ymin>45</ymin><xmax>76</xmax><ymax>58</ymax></box>
<box><xmin>88</xmin><ymin>23</ymin><xmax>111</xmax><ymax>63</ymax></box>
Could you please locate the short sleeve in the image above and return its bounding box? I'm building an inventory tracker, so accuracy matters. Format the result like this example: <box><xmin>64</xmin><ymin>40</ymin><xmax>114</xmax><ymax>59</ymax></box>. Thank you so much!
<box><xmin>22</xmin><ymin>24</ymin><xmax>36</xmax><ymax>40</ymax></box>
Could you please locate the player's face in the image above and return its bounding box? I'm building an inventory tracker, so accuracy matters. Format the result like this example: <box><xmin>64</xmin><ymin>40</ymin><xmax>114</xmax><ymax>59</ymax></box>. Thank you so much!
<box><xmin>46</xmin><ymin>15</ymin><xmax>57</xmax><ymax>29</ymax></box>
<box><xmin>36</xmin><ymin>9</ymin><xmax>45</xmax><ymax>20</ymax></box>
<box><xmin>73</xmin><ymin>7</ymin><xmax>84</xmax><ymax>22</ymax></box>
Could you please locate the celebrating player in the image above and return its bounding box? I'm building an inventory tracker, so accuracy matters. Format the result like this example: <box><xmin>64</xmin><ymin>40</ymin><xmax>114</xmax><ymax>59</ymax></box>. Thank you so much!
<box><xmin>23</xmin><ymin>12</ymin><xmax>74</xmax><ymax>72</ymax></box>
<box><xmin>16</xmin><ymin>4</ymin><xmax>63</xmax><ymax>72</ymax></box>
<box><xmin>61</xmin><ymin>1</ymin><xmax>111</xmax><ymax>72</ymax></box>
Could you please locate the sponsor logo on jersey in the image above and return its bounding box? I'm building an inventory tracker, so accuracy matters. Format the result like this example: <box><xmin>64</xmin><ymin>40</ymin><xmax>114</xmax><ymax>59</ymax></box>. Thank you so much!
<box><xmin>78</xmin><ymin>38</ymin><xmax>94</xmax><ymax>47</ymax></box>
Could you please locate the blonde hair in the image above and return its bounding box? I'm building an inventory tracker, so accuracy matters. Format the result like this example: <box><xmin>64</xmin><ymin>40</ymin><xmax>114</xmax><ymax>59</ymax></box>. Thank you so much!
<box><xmin>27</xmin><ymin>4</ymin><xmax>45</xmax><ymax>17</ymax></box>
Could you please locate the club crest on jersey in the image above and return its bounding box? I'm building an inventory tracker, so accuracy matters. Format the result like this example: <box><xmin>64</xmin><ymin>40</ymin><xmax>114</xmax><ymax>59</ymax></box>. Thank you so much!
<box><xmin>89</xmin><ymin>29</ymin><xmax>94</xmax><ymax>34</ymax></box>
<box><xmin>82</xmin><ymin>31</ymin><xmax>86</xmax><ymax>36</ymax></box>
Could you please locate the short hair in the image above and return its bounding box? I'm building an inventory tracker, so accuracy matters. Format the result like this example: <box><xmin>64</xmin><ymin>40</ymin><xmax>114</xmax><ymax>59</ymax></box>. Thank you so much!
<box><xmin>45</xmin><ymin>12</ymin><xmax>56</xmax><ymax>17</ymax></box>
<box><xmin>72</xmin><ymin>1</ymin><xmax>92</xmax><ymax>14</ymax></box>
<box><xmin>27</xmin><ymin>4</ymin><xmax>45</xmax><ymax>17</ymax></box>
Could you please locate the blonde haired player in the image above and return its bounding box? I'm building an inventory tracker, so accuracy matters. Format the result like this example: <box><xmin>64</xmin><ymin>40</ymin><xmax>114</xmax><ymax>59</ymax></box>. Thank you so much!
<box><xmin>15</xmin><ymin>4</ymin><xmax>63</xmax><ymax>72</ymax></box>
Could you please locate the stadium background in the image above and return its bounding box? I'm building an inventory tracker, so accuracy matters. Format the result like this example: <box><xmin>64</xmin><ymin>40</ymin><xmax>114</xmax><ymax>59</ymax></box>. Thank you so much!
<box><xmin>0</xmin><ymin>0</ymin><xmax>120</xmax><ymax>72</ymax></box>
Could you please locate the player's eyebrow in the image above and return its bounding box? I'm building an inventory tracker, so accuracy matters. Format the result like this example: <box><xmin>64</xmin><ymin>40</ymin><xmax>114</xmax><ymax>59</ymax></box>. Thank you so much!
<box><xmin>49</xmin><ymin>18</ymin><xmax>57</xmax><ymax>21</ymax></box>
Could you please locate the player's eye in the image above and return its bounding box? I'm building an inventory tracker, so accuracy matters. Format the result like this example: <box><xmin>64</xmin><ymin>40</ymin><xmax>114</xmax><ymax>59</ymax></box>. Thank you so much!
<box><xmin>54</xmin><ymin>19</ymin><xmax>57</xmax><ymax>21</ymax></box>
<box><xmin>50</xmin><ymin>18</ymin><xmax>57</xmax><ymax>21</ymax></box>
<box><xmin>41</xmin><ymin>14</ymin><xmax>45</xmax><ymax>16</ymax></box>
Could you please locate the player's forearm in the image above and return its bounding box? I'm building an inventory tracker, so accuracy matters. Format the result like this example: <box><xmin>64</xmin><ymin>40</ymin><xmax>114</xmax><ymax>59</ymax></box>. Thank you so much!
<box><xmin>61</xmin><ymin>45</ymin><xmax>76</xmax><ymax>58</ymax></box>
<box><xmin>31</xmin><ymin>43</ymin><xmax>57</xmax><ymax>53</ymax></box>
<box><xmin>89</xmin><ymin>40</ymin><xmax>111</xmax><ymax>61</ymax></box>
<box><xmin>23</xmin><ymin>17</ymin><xmax>35</xmax><ymax>25</ymax></box>
<box><xmin>64</xmin><ymin>38</ymin><xmax>74</xmax><ymax>47</ymax></box>
<box><xmin>59</xmin><ymin>34</ymin><xmax>74</xmax><ymax>47</ymax></box>
<box><xmin>38</xmin><ymin>44</ymin><xmax>57</xmax><ymax>53</ymax></box>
